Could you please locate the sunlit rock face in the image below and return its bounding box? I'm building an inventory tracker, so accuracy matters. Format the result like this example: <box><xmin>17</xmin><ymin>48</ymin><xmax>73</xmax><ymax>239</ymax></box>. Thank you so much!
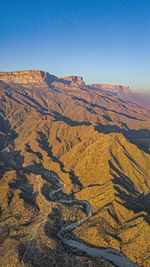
<box><xmin>0</xmin><ymin>71</ymin><xmax>85</xmax><ymax>89</ymax></box>
<box><xmin>59</xmin><ymin>75</ymin><xmax>85</xmax><ymax>87</ymax></box>
<box><xmin>0</xmin><ymin>70</ymin><xmax>57</xmax><ymax>85</ymax></box>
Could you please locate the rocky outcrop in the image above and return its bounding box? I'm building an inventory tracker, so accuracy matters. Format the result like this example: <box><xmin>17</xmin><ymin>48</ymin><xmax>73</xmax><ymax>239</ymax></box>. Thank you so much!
<box><xmin>0</xmin><ymin>70</ymin><xmax>57</xmax><ymax>85</ymax></box>
<box><xmin>0</xmin><ymin>71</ymin><xmax>86</xmax><ymax>89</ymax></box>
<box><xmin>59</xmin><ymin>76</ymin><xmax>85</xmax><ymax>87</ymax></box>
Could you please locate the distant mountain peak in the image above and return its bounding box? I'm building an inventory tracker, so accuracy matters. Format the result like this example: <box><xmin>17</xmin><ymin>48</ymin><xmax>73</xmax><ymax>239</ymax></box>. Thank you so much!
<box><xmin>88</xmin><ymin>83</ymin><xmax>131</xmax><ymax>95</ymax></box>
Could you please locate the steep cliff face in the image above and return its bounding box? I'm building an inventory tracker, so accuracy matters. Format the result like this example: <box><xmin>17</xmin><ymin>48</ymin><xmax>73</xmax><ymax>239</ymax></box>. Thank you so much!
<box><xmin>59</xmin><ymin>75</ymin><xmax>85</xmax><ymax>87</ymax></box>
<box><xmin>88</xmin><ymin>83</ymin><xmax>131</xmax><ymax>95</ymax></box>
<box><xmin>0</xmin><ymin>70</ymin><xmax>57</xmax><ymax>86</ymax></box>
<box><xmin>0</xmin><ymin>71</ymin><xmax>85</xmax><ymax>88</ymax></box>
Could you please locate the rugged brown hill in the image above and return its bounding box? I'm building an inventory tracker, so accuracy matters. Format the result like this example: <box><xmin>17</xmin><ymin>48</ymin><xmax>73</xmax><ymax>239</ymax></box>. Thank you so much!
<box><xmin>0</xmin><ymin>71</ymin><xmax>150</xmax><ymax>266</ymax></box>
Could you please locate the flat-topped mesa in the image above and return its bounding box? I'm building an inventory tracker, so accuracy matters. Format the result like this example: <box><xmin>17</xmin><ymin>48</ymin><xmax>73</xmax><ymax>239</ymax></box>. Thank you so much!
<box><xmin>59</xmin><ymin>76</ymin><xmax>85</xmax><ymax>87</ymax></box>
<box><xmin>0</xmin><ymin>70</ymin><xmax>57</xmax><ymax>85</ymax></box>
<box><xmin>88</xmin><ymin>83</ymin><xmax>131</xmax><ymax>95</ymax></box>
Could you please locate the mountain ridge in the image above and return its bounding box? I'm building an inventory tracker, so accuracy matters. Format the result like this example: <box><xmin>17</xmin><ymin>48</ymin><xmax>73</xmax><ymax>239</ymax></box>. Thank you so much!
<box><xmin>0</xmin><ymin>70</ymin><xmax>150</xmax><ymax>266</ymax></box>
<box><xmin>87</xmin><ymin>83</ymin><xmax>131</xmax><ymax>95</ymax></box>
<box><xmin>0</xmin><ymin>70</ymin><xmax>128</xmax><ymax>90</ymax></box>
<box><xmin>1</xmin><ymin>70</ymin><xmax>149</xmax><ymax>110</ymax></box>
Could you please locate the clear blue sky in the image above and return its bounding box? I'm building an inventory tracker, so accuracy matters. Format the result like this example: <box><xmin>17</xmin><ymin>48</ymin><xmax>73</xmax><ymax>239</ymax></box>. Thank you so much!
<box><xmin>1</xmin><ymin>0</ymin><xmax>150</xmax><ymax>92</ymax></box>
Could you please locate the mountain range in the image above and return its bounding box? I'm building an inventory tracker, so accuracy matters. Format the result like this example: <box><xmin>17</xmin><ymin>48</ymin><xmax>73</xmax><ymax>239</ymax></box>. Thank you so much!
<box><xmin>0</xmin><ymin>70</ymin><xmax>150</xmax><ymax>267</ymax></box>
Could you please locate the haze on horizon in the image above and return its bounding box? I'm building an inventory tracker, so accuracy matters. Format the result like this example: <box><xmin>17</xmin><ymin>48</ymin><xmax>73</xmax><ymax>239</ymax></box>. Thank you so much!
<box><xmin>0</xmin><ymin>0</ymin><xmax>150</xmax><ymax>93</ymax></box>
